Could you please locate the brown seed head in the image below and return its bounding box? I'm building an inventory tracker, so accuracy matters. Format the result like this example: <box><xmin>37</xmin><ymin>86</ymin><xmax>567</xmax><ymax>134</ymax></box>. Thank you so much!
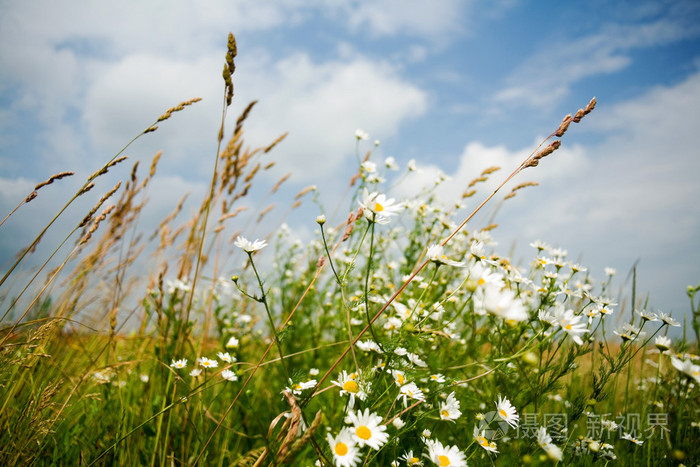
<box><xmin>555</xmin><ymin>114</ymin><xmax>572</xmax><ymax>137</ymax></box>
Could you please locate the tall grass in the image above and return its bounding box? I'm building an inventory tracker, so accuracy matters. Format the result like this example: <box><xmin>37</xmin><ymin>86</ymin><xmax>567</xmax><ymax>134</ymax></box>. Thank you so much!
<box><xmin>0</xmin><ymin>32</ymin><xmax>698</xmax><ymax>467</ymax></box>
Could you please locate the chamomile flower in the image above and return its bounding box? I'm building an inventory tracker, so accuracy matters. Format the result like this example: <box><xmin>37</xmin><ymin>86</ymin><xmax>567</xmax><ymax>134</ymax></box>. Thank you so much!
<box><xmin>671</xmin><ymin>356</ymin><xmax>700</xmax><ymax>383</ymax></box>
<box><xmin>392</xmin><ymin>370</ymin><xmax>408</xmax><ymax>386</ymax></box>
<box><xmin>474</xmin><ymin>285</ymin><xmax>528</xmax><ymax>322</ymax></box>
<box><xmin>332</xmin><ymin>370</ymin><xmax>369</xmax><ymax>408</ymax></box>
<box><xmin>171</xmin><ymin>358</ymin><xmax>187</xmax><ymax>369</ymax></box>
<box><xmin>496</xmin><ymin>395</ymin><xmax>519</xmax><ymax>428</ymax></box>
<box><xmin>536</xmin><ymin>426</ymin><xmax>563</xmax><ymax>461</ymax></box>
<box><xmin>358</xmin><ymin>189</ymin><xmax>402</xmax><ymax>223</ymax></box>
<box><xmin>429</xmin><ymin>374</ymin><xmax>445</xmax><ymax>384</ymax></box>
<box><xmin>327</xmin><ymin>428</ymin><xmax>361</xmax><ymax>467</ymax></box>
<box><xmin>658</xmin><ymin>311</ymin><xmax>680</xmax><ymax>327</ymax></box>
<box><xmin>399</xmin><ymin>450</ymin><xmax>423</xmax><ymax>465</ymax></box>
<box><xmin>225</xmin><ymin>336</ymin><xmax>239</xmax><ymax>348</ymax></box>
<box><xmin>217</xmin><ymin>351</ymin><xmax>234</xmax><ymax>363</ymax></box>
<box><xmin>398</xmin><ymin>383</ymin><xmax>424</xmax><ymax>407</ymax></box>
<box><xmin>655</xmin><ymin>335</ymin><xmax>672</xmax><ymax>352</ymax></box>
<box><xmin>426</xmin><ymin>244</ymin><xmax>465</xmax><ymax>267</ymax></box>
<box><xmin>345</xmin><ymin>409</ymin><xmax>389</xmax><ymax>450</ymax></box>
<box><xmin>468</xmin><ymin>262</ymin><xmax>504</xmax><ymax>288</ymax></box>
<box><xmin>221</xmin><ymin>369</ymin><xmax>238</xmax><ymax>382</ymax></box>
<box><xmin>355</xmin><ymin>129</ymin><xmax>369</xmax><ymax>140</ymax></box>
<box><xmin>233</xmin><ymin>236</ymin><xmax>267</xmax><ymax>253</ymax></box>
<box><xmin>554</xmin><ymin>306</ymin><xmax>589</xmax><ymax>345</ymax></box>
<box><xmin>439</xmin><ymin>392</ymin><xmax>461</xmax><ymax>422</ymax></box>
<box><xmin>621</xmin><ymin>432</ymin><xmax>644</xmax><ymax>445</ymax></box>
<box><xmin>198</xmin><ymin>357</ymin><xmax>218</xmax><ymax>369</ymax></box>
<box><xmin>473</xmin><ymin>426</ymin><xmax>499</xmax><ymax>453</ymax></box>
<box><xmin>424</xmin><ymin>438</ymin><xmax>467</xmax><ymax>466</ymax></box>
<box><xmin>286</xmin><ymin>379</ymin><xmax>317</xmax><ymax>395</ymax></box>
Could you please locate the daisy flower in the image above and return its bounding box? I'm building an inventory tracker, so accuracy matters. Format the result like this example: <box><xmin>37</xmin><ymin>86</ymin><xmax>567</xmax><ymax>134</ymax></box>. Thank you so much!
<box><xmin>472</xmin><ymin>426</ymin><xmax>499</xmax><ymax>453</ymax></box>
<box><xmin>424</xmin><ymin>439</ymin><xmax>467</xmax><ymax>466</ymax></box>
<box><xmin>654</xmin><ymin>335</ymin><xmax>672</xmax><ymax>352</ymax></box>
<box><xmin>355</xmin><ymin>129</ymin><xmax>369</xmax><ymax>140</ymax></box>
<box><xmin>392</xmin><ymin>370</ymin><xmax>408</xmax><ymax>386</ymax></box>
<box><xmin>621</xmin><ymin>432</ymin><xmax>644</xmax><ymax>445</ymax></box>
<box><xmin>399</xmin><ymin>450</ymin><xmax>423</xmax><ymax>465</ymax></box>
<box><xmin>495</xmin><ymin>395</ymin><xmax>519</xmax><ymax>428</ymax></box>
<box><xmin>430</xmin><ymin>374</ymin><xmax>446</xmax><ymax>383</ymax></box>
<box><xmin>554</xmin><ymin>306</ymin><xmax>589</xmax><ymax>345</ymax></box>
<box><xmin>439</xmin><ymin>392</ymin><xmax>461</xmax><ymax>422</ymax></box>
<box><xmin>671</xmin><ymin>356</ymin><xmax>700</xmax><ymax>383</ymax></box>
<box><xmin>198</xmin><ymin>357</ymin><xmax>218</xmax><ymax>369</ymax></box>
<box><xmin>426</xmin><ymin>244</ymin><xmax>464</xmax><ymax>267</ymax></box>
<box><xmin>233</xmin><ymin>235</ymin><xmax>267</xmax><ymax>253</ymax></box>
<box><xmin>474</xmin><ymin>285</ymin><xmax>528</xmax><ymax>322</ymax></box>
<box><xmin>221</xmin><ymin>369</ymin><xmax>238</xmax><ymax>382</ymax></box>
<box><xmin>170</xmin><ymin>358</ymin><xmax>187</xmax><ymax>369</ymax></box>
<box><xmin>331</xmin><ymin>370</ymin><xmax>369</xmax><ymax>408</ymax></box>
<box><xmin>327</xmin><ymin>428</ymin><xmax>361</xmax><ymax>467</ymax></box>
<box><xmin>398</xmin><ymin>383</ymin><xmax>424</xmax><ymax>407</ymax></box>
<box><xmin>658</xmin><ymin>311</ymin><xmax>680</xmax><ymax>327</ymax></box>
<box><xmin>468</xmin><ymin>262</ymin><xmax>504</xmax><ymax>288</ymax></box>
<box><xmin>217</xmin><ymin>351</ymin><xmax>234</xmax><ymax>363</ymax></box>
<box><xmin>345</xmin><ymin>409</ymin><xmax>389</xmax><ymax>450</ymax></box>
<box><xmin>536</xmin><ymin>426</ymin><xmax>563</xmax><ymax>461</ymax></box>
<box><xmin>286</xmin><ymin>379</ymin><xmax>316</xmax><ymax>395</ymax></box>
<box><xmin>358</xmin><ymin>188</ymin><xmax>402</xmax><ymax>223</ymax></box>
<box><xmin>225</xmin><ymin>336</ymin><xmax>239</xmax><ymax>348</ymax></box>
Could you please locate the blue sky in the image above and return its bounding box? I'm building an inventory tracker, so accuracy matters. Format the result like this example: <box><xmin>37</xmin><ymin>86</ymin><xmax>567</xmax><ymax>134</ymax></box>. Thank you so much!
<box><xmin>1</xmin><ymin>0</ymin><xmax>699</xmax><ymax>323</ymax></box>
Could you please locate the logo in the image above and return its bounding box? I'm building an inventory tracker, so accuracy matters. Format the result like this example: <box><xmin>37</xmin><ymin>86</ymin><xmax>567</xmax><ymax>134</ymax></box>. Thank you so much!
<box><xmin>477</xmin><ymin>411</ymin><xmax>511</xmax><ymax>440</ymax></box>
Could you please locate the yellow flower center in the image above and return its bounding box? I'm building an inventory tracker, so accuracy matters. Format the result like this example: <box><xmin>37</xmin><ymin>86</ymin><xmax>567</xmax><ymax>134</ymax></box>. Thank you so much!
<box><xmin>499</xmin><ymin>409</ymin><xmax>507</xmax><ymax>418</ymax></box>
<box><xmin>396</xmin><ymin>373</ymin><xmax>405</xmax><ymax>385</ymax></box>
<box><xmin>478</xmin><ymin>436</ymin><xmax>488</xmax><ymax>447</ymax></box>
<box><xmin>293</xmin><ymin>384</ymin><xmax>302</xmax><ymax>391</ymax></box>
<box><xmin>410</xmin><ymin>457</ymin><xmax>420</xmax><ymax>464</ymax></box>
<box><xmin>478</xmin><ymin>277</ymin><xmax>486</xmax><ymax>285</ymax></box>
<box><xmin>374</xmin><ymin>202</ymin><xmax>384</xmax><ymax>212</ymax></box>
<box><xmin>356</xmin><ymin>425</ymin><xmax>372</xmax><ymax>440</ymax></box>
<box><xmin>441</xmin><ymin>409</ymin><xmax>450</xmax><ymax>418</ymax></box>
<box><xmin>334</xmin><ymin>442</ymin><xmax>348</xmax><ymax>456</ymax></box>
<box><xmin>342</xmin><ymin>380</ymin><xmax>359</xmax><ymax>393</ymax></box>
<box><xmin>438</xmin><ymin>454</ymin><xmax>451</xmax><ymax>466</ymax></box>
<box><xmin>565</xmin><ymin>323</ymin><xmax>572</xmax><ymax>330</ymax></box>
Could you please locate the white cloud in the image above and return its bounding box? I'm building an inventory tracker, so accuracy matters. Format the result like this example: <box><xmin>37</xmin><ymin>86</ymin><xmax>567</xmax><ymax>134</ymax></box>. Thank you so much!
<box><xmin>493</xmin><ymin>14</ymin><xmax>700</xmax><ymax>109</ymax></box>
<box><xmin>236</xmin><ymin>52</ymin><xmax>427</xmax><ymax>182</ymax></box>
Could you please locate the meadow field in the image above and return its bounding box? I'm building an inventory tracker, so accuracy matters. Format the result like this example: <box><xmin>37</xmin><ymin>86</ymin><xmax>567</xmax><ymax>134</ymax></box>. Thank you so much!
<box><xmin>1</xmin><ymin>33</ymin><xmax>698</xmax><ymax>467</ymax></box>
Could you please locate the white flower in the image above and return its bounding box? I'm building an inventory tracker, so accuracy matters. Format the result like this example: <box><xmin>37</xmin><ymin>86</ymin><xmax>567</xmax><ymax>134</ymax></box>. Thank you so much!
<box><xmin>171</xmin><ymin>358</ymin><xmax>187</xmax><ymax>369</ymax></box>
<box><xmin>331</xmin><ymin>370</ymin><xmax>369</xmax><ymax>408</ymax></box>
<box><xmin>424</xmin><ymin>438</ymin><xmax>467</xmax><ymax>466</ymax></box>
<box><xmin>361</xmin><ymin>161</ymin><xmax>377</xmax><ymax>173</ymax></box>
<box><xmin>399</xmin><ymin>450</ymin><xmax>422</xmax><ymax>465</ymax></box>
<box><xmin>474</xmin><ymin>285</ymin><xmax>528</xmax><ymax>322</ymax></box>
<box><xmin>554</xmin><ymin>306</ymin><xmax>589</xmax><ymax>345</ymax></box>
<box><xmin>536</xmin><ymin>427</ymin><xmax>563</xmax><ymax>461</ymax></box>
<box><xmin>355</xmin><ymin>129</ymin><xmax>369</xmax><ymax>140</ymax></box>
<box><xmin>430</xmin><ymin>374</ymin><xmax>446</xmax><ymax>383</ymax></box>
<box><xmin>358</xmin><ymin>188</ymin><xmax>402</xmax><ymax>223</ymax></box>
<box><xmin>384</xmin><ymin>156</ymin><xmax>399</xmax><ymax>170</ymax></box>
<box><xmin>166</xmin><ymin>278</ymin><xmax>191</xmax><ymax>294</ymax></box>
<box><xmin>604</xmin><ymin>267</ymin><xmax>616</xmax><ymax>277</ymax></box>
<box><xmin>427</xmin><ymin>244</ymin><xmax>465</xmax><ymax>267</ymax></box>
<box><xmin>439</xmin><ymin>392</ymin><xmax>461</xmax><ymax>422</ymax></box>
<box><xmin>225</xmin><ymin>336</ymin><xmax>239</xmax><ymax>348</ymax></box>
<box><xmin>398</xmin><ymin>383</ymin><xmax>424</xmax><ymax>407</ymax></box>
<box><xmin>221</xmin><ymin>369</ymin><xmax>238</xmax><ymax>382</ymax></box>
<box><xmin>327</xmin><ymin>428</ymin><xmax>361</xmax><ymax>467</ymax></box>
<box><xmin>671</xmin><ymin>356</ymin><xmax>700</xmax><ymax>383</ymax></box>
<box><xmin>392</xmin><ymin>417</ymin><xmax>406</xmax><ymax>429</ymax></box>
<box><xmin>345</xmin><ymin>409</ymin><xmax>389</xmax><ymax>450</ymax></box>
<box><xmin>309</xmin><ymin>368</ymin><xmax>320</xmax><ymax>376</ymax></box>
<box><xmin>356</xmin><ymin>339</ymin><xmax>383</xmax><ymax>353</ymax></box>
<box><xmin>621</xmin><ymin>432</ymin><xmax>644</xmax><ymax>445</ymax></box>
<box><xmin>234</xmin><ymin>235</ymin><xmax>267</xmax><ymax>253</ymax></box>
<box><xmin>198</xmin><ymin>357</ymin><xmax>218</xmax><ymax>369</ymax></box>
<box><xmin>189</xmin><ymin>368</ymin><xmax>202</xmax><ymax>377</ymax></box>
<box><xmin>472</xmin><ymin>426</ymin><xmax>498</xmax><ymax>453</ymax></box>
<box><xmin>658</xmin><ymin>311</ymin><xmax>680</xmax><ymax>327</ymax></box>
<box><xmin>287</xmin><ymin>379</ymin><xmax>316</xmax><ymax>395</ymax></box>
<box><xmin>496</xmin><ymin>395</ymin><xmax>519</xmax><ymax>428</ymax></box>
<box><xmin>636</xmin><ymin>309</ymin><xmax>658</xmax><ymax>322</ymax></box>
<box><xmin>392</xmin><ymin>370</ymin><xmax>408</xmax><ymax>387</ymax></box>
<box><xmin>468</xmin><ymin>262</ymin><xmax>504</xmax><ymax>288</ymax></box>
<box><xmin>654</xmin><ymin>335</ymin><xmax>672</xmax><ymax>352</ymax></box>
<box><xmin>217</xmin><ymin>351</ymin><xmax>234</xmax><ymax>363</ymax></box>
